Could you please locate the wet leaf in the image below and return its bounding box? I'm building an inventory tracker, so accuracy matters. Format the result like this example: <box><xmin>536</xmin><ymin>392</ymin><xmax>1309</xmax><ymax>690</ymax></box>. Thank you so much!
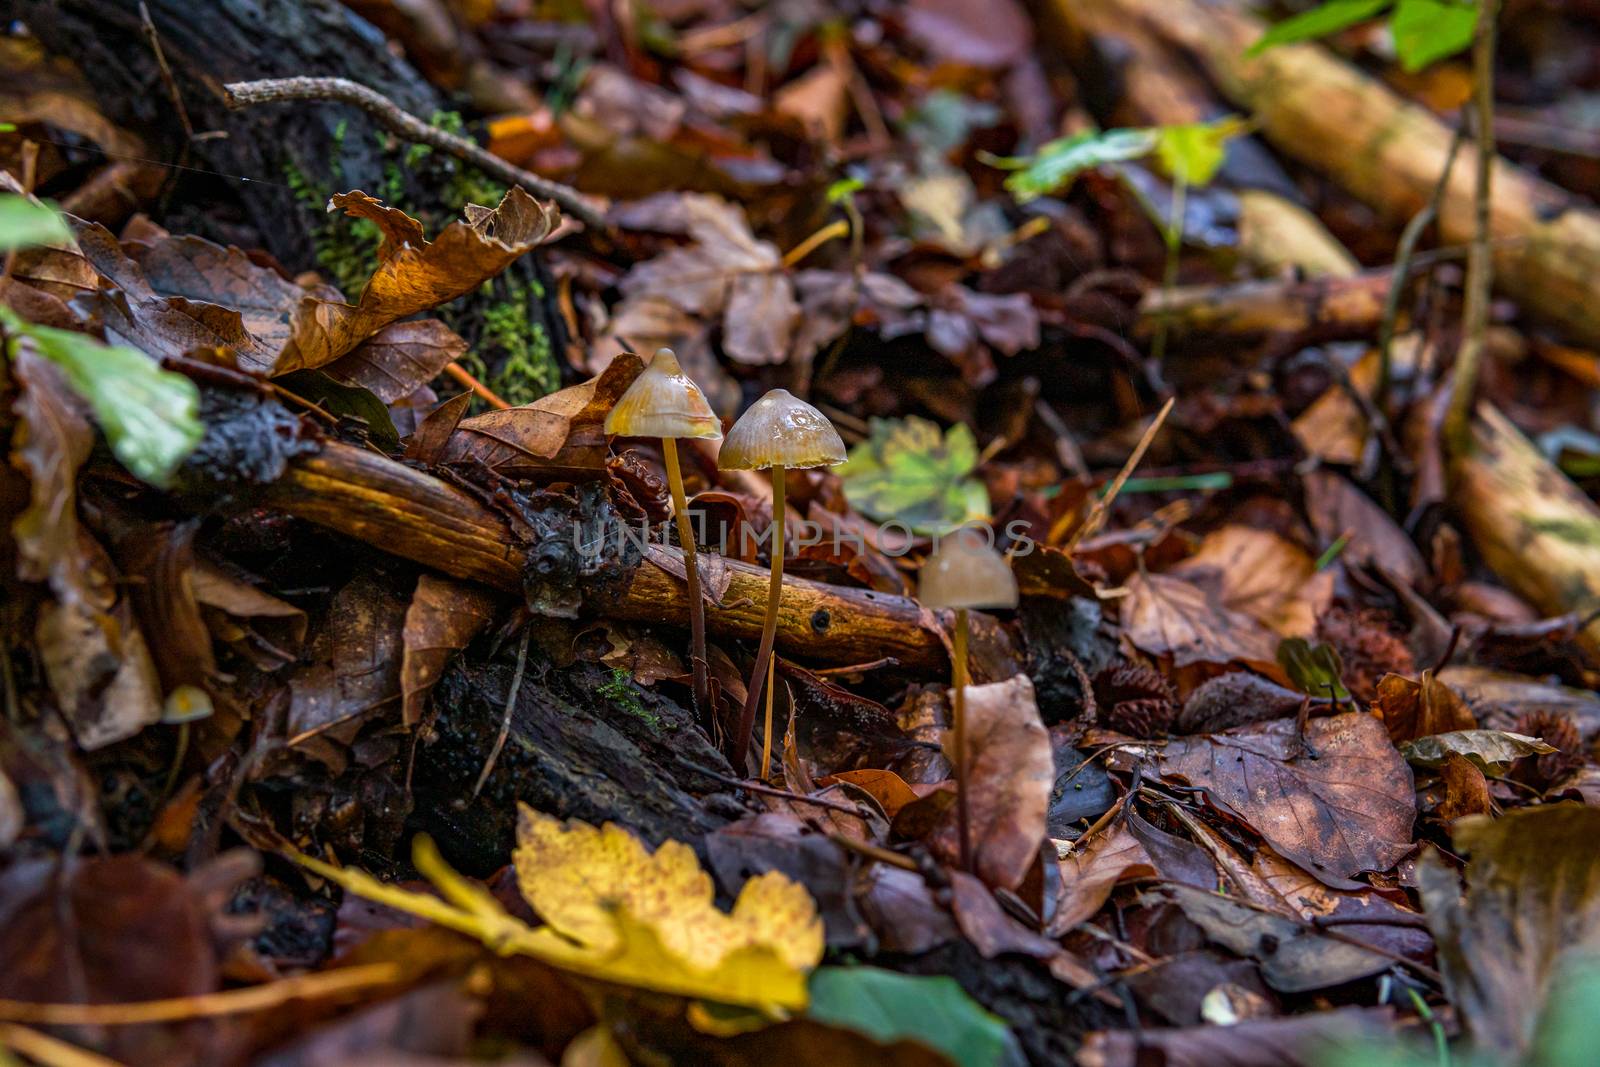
<box><xmin>0</xmin><ymin>193</ymin><xmax>70</xmax><ymax>249</ymax></box>
<box><xmin>1160</xmin><ymin>712</ymin><xmax>1416</xmax><ymax>882</ymax></box>
<box><xmin>1050</xmin><ymin>824</ymin><xmax>1156</xmax><ymax>934</ymax></box>
<box><xmin>8</xmin><ymin>347</ymin><xmax>92</xmax><ymax>590</ymax></box>
<box><xmin>1077</xmin><ymin>1007</ymin><xmax>1395</xmax><ymax>1067</ymax></box>
<box><xmin>806</xmin><ymin>966</ymin><xmax>1015</xmax><ymax>1067</ymax></box>
<box><xmin>615</xmin><ymin>193</ymin><xmax>796</xmax><ymax>367</ymax></box>
<box><xmin>513</xmin><ymin>805</ymin><xmax>823</xmax><ymax>1004</ymax></box>
<box><xmin>3</xmin><ymin>308</ymin><xmax>202</xmax><ymax>487</ymax></box>
<box><xmin>280</xmin><ymin>188</ymin><xmax>559</xmax><ymax>374</ymax></box>
<box><xmin>400</xmin><ymin>574</ymin><xmax>498</xmax><ymax>725</ymax></box>
<box><xmin>1121</xmin><ymin>570</ymin><xmax>1282</xmax><ymax>673</ymax></box>
<box><xmin>837</xmin><ymin>416</ymin><xmax>989</xmax><ymax>535</ymax></box>
<box><xmin>927</xmin><ymin>676</ymin><xmax>1052</xmax><ymax>891</ymax></box>
<box><xmin>1420</xmin><ymin>805</ymin><xmax>1600</xmax><ymax>1062</ymax></box>
<box><xmin>323</xmin><ymin>319</ymin><xmax>469</xmax><ymax>405</ymax></box>
<box><xmin>1373</xmin><ymin>670</ymin><xmax>1477</xmax><ymax>744</ymax></box>
<box><xmin>1400</xmin><ymin>729</ymin><xmax>1555</xmax><ymax>772</ymax></box>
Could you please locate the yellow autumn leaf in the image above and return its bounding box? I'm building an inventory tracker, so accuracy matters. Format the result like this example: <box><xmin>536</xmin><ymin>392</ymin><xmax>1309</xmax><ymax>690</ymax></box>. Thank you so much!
<box><xmin>289</xmin><ymin>810</ymin><xmax>822</xmax><ymax>1012</ymax></box>
<box><xmin>513</xmin><ymin>803</ymin><xmax>824</xmax><ymax>976</ymax></box>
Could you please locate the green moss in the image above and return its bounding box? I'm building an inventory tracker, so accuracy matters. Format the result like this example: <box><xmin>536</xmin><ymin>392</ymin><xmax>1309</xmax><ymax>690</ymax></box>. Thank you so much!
<box><xmin>285</xmin><ymin>111</ymin><xmax>561</xmax><ymax>405</ymax></box>
<box><xmin>598</xmin><ymin>668</ymin><xmax>667</xmax><ymax>730</ymax></box>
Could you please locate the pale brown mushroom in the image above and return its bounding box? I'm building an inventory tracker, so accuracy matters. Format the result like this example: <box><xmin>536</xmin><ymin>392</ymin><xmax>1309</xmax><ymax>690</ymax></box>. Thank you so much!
<box><xmin>605</xmin><ymin>349</ymin><xmax>723</xmax><ymax>715</ymax></box>
<box><xmin>720</xmin><ymin>389</ymin><xmax>846</xmax><ymax>778</ymax></box>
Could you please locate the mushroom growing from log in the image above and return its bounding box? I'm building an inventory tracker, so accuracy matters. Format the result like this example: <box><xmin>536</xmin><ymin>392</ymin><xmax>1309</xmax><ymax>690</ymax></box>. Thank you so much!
<box><xmin>719</xmin><ymin>389</ymin><xmax>847</xmax><ymax>777</ymax></box>
<box><xmin>605</xmin><ymin>348</ymin><xmax>723</xmax><ymax>716</ymax></box>
<box><xmin>918</xmin><ymin>530</ymin><xmax>1018</xmax><ymax>870</ymax></box>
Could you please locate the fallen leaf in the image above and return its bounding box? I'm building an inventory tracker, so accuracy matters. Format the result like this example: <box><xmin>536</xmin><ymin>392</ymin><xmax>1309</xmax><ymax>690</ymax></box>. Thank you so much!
<box><xmin>1121</xmin><ymin>570</ymin><xmax>1282</xmax><ymax>673</ymax></box>
<box><xmin>286</xmin><ymin>572</ymin><xmax>409</xmax><ymax>743</ymax></box>
<box><xmin>8</xmin><ymin>347</ymin><xmax>92</xmax><ymax>592</ymax></box>
<box><xmin>279</xmin><ymin>188</ymin><xmax>558</xmax><ymax>373</ymax></box>
<box><xmin>1400</xmin><ymin>729</ymin><xmax>1555</xmax><ymax>772</ymax></box>
<box><xmin>1303</xmin><ymin>470</ymin><xmax>1426</xmax><ymax>586</ymax></box>
<box><xmin>927</xmin><ymin>675</ymin><xmax>1052</xmax><ymax>891</ymax></box>
<box><xmin>1076</xmin><ymin>1007</ymin><xmax>1395</xmax><ymax>1067</ymax></box>
<box><xmin>437</xmin><ymin>351</ymin><xmax>644</xmax><ymax>478</ymax></box>
<box><xmin>904</xmin><ymin>0</ymin><xmax>1033</xmax><ymax>70</ymax></box>
<box><xmin>837</xmin><ymin>416</ymin><xmax>990</xmax><ymax>535</ymax></box>
<box><xmin>1159</xmin><ymin>883</ymin><xmax>1395</xmax><ymax>992</ymax></box>
<box><xmin>401</xmin><ymin>574</ymin><xmax>499</xmax><ymax>725</ymax></box>
<box><xmin>1437</xmin><ymin>752</ymin><xmax>1493</xmax><ymax>820</ymax></box>
<box><xmin>615</xmin><ymin>193</ymin><xmax>797</xmax><ymax>367</ymax></box>
<box><xmin>515</xmin><ymin>804</ymin><xmax>822</xmax><ymax>976</ymax></box>
<box><xmin>323</xmin><ymin>319</ymin><xmax>470</xmax><ymax>405</ymax></box>
<box><xmin>1373</xmin><ymin>670</ymin><xmax>1477</xmax><ymax>744</ymax></box>
<box><xmin>1159</xmin><ymin>712</ymin><xmax>1416</xmax><ymax>883</ymax></box>
<box><xmin>705</xmin><ymin>812</ymin><xmax>869</xmax><ymax>948</ymax></box>
<box><xmin>1172</xmin><ymin>525</ymin><xmax>1331</xmax><ymax>638</ymax></box>
<box><xmin>1050</xmin><ymin>824</ymin><xmax>1154</xmax><ymax>934</ymax></box>
<box><xmin>807</xmin><ymin>966</ymin><xmax>1015</xmax><ymax>1067</ymax></box>
<box><xmin>1420</xmin><ymin>805</ymin><xmax>1600</xmax><ymax>1062</ymax></box>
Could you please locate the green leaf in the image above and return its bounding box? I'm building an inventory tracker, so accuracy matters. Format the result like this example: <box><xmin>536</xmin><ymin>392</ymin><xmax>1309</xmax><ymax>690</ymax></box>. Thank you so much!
<box><xmin>1400</xmin><ymin>729</ymin><xmax>1557</xmax><ymax>773</ymax></box>
<box><xmin>1247</xmin><ymin>0</ymin><xmax>1393</xmax><ymax>55</ymax></box>
<box><xmin>1</xmin><ymin>309</ymin><xmax>203</xmax><ymax>487</ymax></box>
<box><xmin>837</xmin><ymin>416</ymin><xmax>990</xmax><ymax>535</ymax></box>
<box><xmin>826</xmin><ymin>176</ymin><xmax>865</xmax><ymax>204</ymax></box>
<box><xmin>1152</xmin><ymin>116</ymin><xmax>1250</xmax><ymax>187</ymax></box>
<box><xmin>1391</xmin><ymin>0</ymin><xmax>1478</xmax><ymax>72</ymax></box>
<box><xmin>995</xmin><ymin>127</ymin><xmax>1157</xmax><ymax>202</ymax></box>
<box><xmin>275</xmin><ymin>369</ymin><xmax>400</xmax><ymax>453</ymax></box>
<box><xmin>807</xmin><ymin>966</ymin><xmax>1013</xmax><ymax>1067</ymax></box>
<box><xmin>1277</xmin><ymin>638</ymin><xmax>1351</xmax><ymax>701</ymax></box>
<box><xmin>0</xmin><ymin>194</ymin><xmax>71</xmax><ymax>251</ymax></box>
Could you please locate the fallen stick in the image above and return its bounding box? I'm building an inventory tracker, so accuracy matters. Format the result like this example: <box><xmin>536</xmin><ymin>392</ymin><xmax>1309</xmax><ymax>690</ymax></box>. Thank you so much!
<box><xmin>1073</xmin><ymin>0</ymin><xmax>1600</xmax><ymax>348</ymax></box>
<box><xmin>223</xmin><ymin>76</ymin><xmax>610</xmax><ymax>233</ymax></box>
<box><xmin>263</xmin><ymin>442</ymin><xmax>948</xmax><ymax>671</ymax></box>
<box><xmin>1135</xmin><ymin>269</ymin><xmax>1393</xmax><ymax>342</ymax></box>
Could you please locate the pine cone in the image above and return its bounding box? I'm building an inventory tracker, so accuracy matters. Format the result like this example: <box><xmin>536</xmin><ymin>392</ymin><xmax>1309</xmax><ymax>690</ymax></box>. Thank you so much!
<box><xmin>1094</xmin><ymin>664</ymin><xmax>1177</xmax><ymax>737</ymax></box>
<box><xmin>1106</xmin><ymin>697</ymin><xmax>1177</xmax><ymax>739</ymax></box>
<box><xmin>1316</xmin><ymin>605</ymin><xmax>1415</xmax><ymax>703</ymax></box>
<box><xmin>1512</xmin><ymin>709</ymin><xmax>1584</xmax><ymax>790</ymax></box>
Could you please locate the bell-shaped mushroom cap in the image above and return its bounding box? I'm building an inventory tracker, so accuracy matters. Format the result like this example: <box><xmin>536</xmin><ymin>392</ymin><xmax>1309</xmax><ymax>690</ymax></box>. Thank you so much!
<box><xmin>919</xmin><ymin>529</ymin><xmax>1019</xmax><ymax>611</ymax></box>
<box><xmin>720</xmin><ymin>389</ymin><xmax>847</xmax><ymax>470</ymax></box>
<box><xmin>603</xmin><ymin>349</ymin><xmax>723</xmax><ymax>441</ymax></box>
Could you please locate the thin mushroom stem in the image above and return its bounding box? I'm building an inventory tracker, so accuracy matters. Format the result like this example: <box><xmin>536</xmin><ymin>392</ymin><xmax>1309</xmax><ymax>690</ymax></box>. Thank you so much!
<box><xmin>737</xmin><ymin>466</ymin><xmax>786</xmax><ymax>777</ymax></box>
<box><xmin>661</xmin><ymin>438</ymin><xmax>711</xmax><ymax>717</ymax></box>
<box><xmin>953</xmin><ymin>607</ymin><xmax>972</xmax><ymax>871</ymax></box>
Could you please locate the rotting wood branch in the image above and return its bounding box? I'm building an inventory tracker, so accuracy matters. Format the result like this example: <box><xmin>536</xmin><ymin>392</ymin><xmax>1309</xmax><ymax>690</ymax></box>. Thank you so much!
<box><xmin>262</xmin><ymin>441</ymin><xmax>950</xmax><ymax>672</ymax></box>
<box><xmin>223</xmin><ymin>76</ymin><xmax>610</xmax><ymax>233</ymax></box>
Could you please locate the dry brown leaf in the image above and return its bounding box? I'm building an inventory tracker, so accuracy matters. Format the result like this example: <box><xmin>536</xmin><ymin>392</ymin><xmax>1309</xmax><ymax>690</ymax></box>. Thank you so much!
<box><xmin>1172</xmin><ymin>525</ymin><xmax>1331</xmax><ymax>638</ymax></box>
<box><xmin>1122</xmin><ymin>570</ymin><xmax>1282</xmax><ymax>673</ymax></box>
<box><xmin>614</xmin><ymin>193</ymin><xmax>797</xmax><ymax>367</ymax></box>
<box><xmin>279</xmin><ymin>188</ymin><xmax>559</xmax><ymax>373</ymax></box>
<box><xmin>1374</xmin><ymin>670</ymin><xmax>1477</xmax><ymax>744</ymax></box>
<box><xmin>1050</xmin><ymin>824</ymin><xmax>1155</xmax><ymax>934</ymax></box>
<box><xmin>9</xmin><ymin>348</ymin><xmax>92</xmax><ymax>592</ymax></box>
<box><xmin>437</xmin><ymin>351</ymin><xmax>644</xmax><ymax>477</ymax></box>
<box><xmin>1302</xmin><ymin>470</ymin><xmax>1426</xmax><ymax>586</ymax></box>
<box><xmin>323</xmin><ymin>319</ymin><xmax>470</xmax><ymax>404</ymax></box>
<box><xmin>1421</xmin><ymin>805</ymin><xmax>1600</xmax><ymax>1062</ymax></box>
<box><xmin>400</xmin><ymin>574</ymin><xmax>499</xmax><ymax>725</ymax></box>
<box><xmin>1160</xmin><ymin>712</ymin><xmax>1415</xmax><ymax>883</ymax></box>
<box><xmin>927</xmin><ymin>675</ymin><xmax>1053</xmax><ymax>891</ymax></box>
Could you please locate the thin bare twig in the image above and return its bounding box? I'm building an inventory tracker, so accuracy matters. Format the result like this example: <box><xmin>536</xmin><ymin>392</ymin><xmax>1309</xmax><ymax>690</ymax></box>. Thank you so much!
<box><xmin>472</xmin><ymin>627</ymin><xmax>532</xmax><ymax>797</ymax></box>
<box><xmin>222</xmin><ymin>77</ymin><xmax>610</xmax><ymax>233</ymax></box>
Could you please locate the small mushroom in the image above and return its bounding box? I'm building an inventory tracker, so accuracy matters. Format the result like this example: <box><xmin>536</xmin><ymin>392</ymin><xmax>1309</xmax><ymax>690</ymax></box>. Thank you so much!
<box><xmin>605</xmin><ymin>348</ymin><xmax>723</xmax><ymax>715</ymax></box>
<box><xmin>720</xmin><ymin>389</ymin><xmax>846</xmax><ymax>778</ymax></box>
<box><xmin>918</xmin><ymin>529</ymin><xmax>1018</xmax><ymax>870</ymax></box>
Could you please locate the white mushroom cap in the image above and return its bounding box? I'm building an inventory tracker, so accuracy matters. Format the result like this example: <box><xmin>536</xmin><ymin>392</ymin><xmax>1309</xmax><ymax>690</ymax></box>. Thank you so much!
<box><xmin>603</xmin><ymin>348</ymin><xmax>723</xmax><ymax>440</ymax></box>
<box><xmin>720</xmin><ymin>389</ymin><xmax>847</xmax><ymax>471</ymax></box>
<box><xmin>919</xmin><ymin>529</ymin><xmax>1019</xmax><ymax>610</ymax></box>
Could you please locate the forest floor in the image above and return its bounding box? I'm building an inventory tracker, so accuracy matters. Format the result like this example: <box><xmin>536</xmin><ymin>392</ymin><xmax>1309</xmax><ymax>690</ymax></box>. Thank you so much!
<box><xmin>5</xmin><ymin>1</ymin><xmax>1600</xmax><ymax>1065</ymax></box>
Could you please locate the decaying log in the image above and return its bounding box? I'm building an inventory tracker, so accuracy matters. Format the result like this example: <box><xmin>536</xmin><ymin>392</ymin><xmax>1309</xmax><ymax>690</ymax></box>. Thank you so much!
<box><xmin>1068</xmin><ymin>0</ymin><xmax>1600</xmax><ymax>347</ymax></box>
<box><xmin>1136</xmin><ymin>269</ymin><xmax>1393</xmax><ymax>342</ymax></box>
<box><xmin>264</xmin><ymin>441</ymin><xmax>949</xmax><ymax>672</ymax></box>
<box><xmin>1455</xmin><ymin>405</ymin><xmax>1600</xmax><ymax>656</ymax></box>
